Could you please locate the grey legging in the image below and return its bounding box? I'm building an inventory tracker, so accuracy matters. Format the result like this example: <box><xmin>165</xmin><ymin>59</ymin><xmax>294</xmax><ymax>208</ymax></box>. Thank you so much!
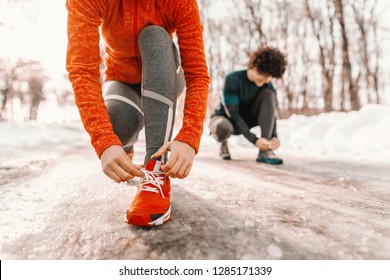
<box><xmin>103</xmin><ymin>26</ymin><xmax>185</xmax><ymax>164</ymax></box>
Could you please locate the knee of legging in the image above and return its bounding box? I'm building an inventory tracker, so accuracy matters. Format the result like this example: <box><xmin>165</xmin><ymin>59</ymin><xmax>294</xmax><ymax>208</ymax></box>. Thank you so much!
<box><xmin>258</xmin><ymin>89</ymin><xmax>276</xmax><ymax>104</ymax></box>
<box><xmin>105</xmin><ymin>100</ymin><xmax>144</xmax><ymax>144</ymax></box>
<box><xmin>138</xmin><ymin>25</ymin><xmax>171</xmax><ymax>49</ymax></box>
<box><xmin>210</xmin><ymin>121</ymin><xmax>233</xmax><ymax>142</ymax></box>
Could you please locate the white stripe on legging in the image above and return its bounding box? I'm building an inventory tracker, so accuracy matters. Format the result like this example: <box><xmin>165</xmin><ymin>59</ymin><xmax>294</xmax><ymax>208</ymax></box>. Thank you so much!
<box><xmin>143</xmin><ymin>89</ymin><xmax>174</xmax><ymax>108</ymax></box>
<box><xmin>104</xmin><ymin>95</ymin><xmax>143</xmax><ymax>115</ymax></box>
<box><xmin>143</xmin><ymin>89</ymin><xmax>174</xmax><ymax>163</ymax></box>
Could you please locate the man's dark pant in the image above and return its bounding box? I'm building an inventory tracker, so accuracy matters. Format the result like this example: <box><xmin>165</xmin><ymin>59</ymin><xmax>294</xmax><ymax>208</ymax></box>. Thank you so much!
<box><xmin>209</xmin><ymin>88</ymin><xmax>277</xmax><ymax>142</ymax></box>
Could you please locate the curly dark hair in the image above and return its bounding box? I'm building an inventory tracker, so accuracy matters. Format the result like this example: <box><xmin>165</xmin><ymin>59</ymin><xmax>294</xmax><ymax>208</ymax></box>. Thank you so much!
<box><xmin>248</xmin><ymin>46</ymin><xmax>287</xmax><ymax>78</ymax></box>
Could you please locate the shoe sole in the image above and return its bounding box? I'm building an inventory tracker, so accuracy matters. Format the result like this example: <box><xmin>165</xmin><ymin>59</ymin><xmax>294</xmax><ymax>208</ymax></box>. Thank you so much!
<box><xmin>256</xmin><ymin>158</ymin><xmax>283</xmax><ymax>165</ymax></box>
<box><xmin>126</xmin><ymin>204</ymin><xmax>172</xmax><ymax>227</ymax></box>
<box><xmin>148</xmin><ymin>204</ymin><xmax>172</xmax><ymax>226</ymax></box>
<box><xmin>220</xmin><ymin>153</ymin><xmax>231</xmax><ymax>160</ymax></box>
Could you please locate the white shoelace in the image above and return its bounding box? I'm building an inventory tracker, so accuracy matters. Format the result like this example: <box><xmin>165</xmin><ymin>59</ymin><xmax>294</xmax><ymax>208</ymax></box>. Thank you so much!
<box><xmin>139</xmin><ymin>169</ymin><xmax>166</xmax><ymax>199</ymax></box>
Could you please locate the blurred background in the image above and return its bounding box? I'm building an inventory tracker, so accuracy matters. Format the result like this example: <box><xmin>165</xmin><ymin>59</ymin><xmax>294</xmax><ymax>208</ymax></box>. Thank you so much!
<box><xmin>0</xmin><ymin>0</ymin><xmax>389</xmax><ymax>123</ymax></box>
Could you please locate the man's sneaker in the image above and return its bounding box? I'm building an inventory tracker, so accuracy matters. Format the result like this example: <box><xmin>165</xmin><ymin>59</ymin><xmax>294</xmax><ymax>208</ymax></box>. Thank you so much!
<box><xmin>256</xmin><ymin>150</ymin><xmax>283</xmax><ymax>165</ymax></box>
<box><xmin>219</xmin><ymin>140</ymin><xmax>231</xmax><ymax>160</ymax></box>
<box><xmin>126</xmin><ymin>159</ymin><xmax>172</xmax><ymax>227</ymax></box>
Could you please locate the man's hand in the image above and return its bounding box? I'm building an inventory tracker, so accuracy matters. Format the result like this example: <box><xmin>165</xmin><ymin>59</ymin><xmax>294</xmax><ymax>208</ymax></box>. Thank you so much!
<box><xmin>255</xmin><ymin>137</ymin><xmax>272</xmax><ymax>151</ymax></box>
<box><xmin>100</xmin><ymin>145</ymin><xmax>144</xmax><ymax>183</ymax></box>
<box><xmin>270</xmin><ymin>137</ymin><xmax>281</xmax><ymax>150</ymax></box>
<box><xmin>152</xmin><ymin>141</ymin><xmax>195</xmax><ymax>179</ymax></box>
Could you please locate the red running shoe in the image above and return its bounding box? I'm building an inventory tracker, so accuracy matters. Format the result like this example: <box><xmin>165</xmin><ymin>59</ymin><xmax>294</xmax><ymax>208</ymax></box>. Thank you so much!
<box><xmin>126</xmin><ymin>159</ymin><xmax>172</xmax><ymax>226</ymax></box>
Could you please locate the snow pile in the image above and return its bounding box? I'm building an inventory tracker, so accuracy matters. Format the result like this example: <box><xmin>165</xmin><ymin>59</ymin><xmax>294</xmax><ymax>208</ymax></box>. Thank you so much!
<box><xmin>203</xmin><ymin>104</ymin><xmax>390</xmax><ymax>164</ymax></box>
<box><xmin>278</xmin><ymin>104</ymin><xmax>390</xmax><ymax>163</ymax></box>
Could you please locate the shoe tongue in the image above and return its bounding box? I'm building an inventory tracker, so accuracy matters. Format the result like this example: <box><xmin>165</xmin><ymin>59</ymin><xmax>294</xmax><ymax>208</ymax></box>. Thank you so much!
<box><xmin>145</xmin><ymin>159</ymin><xmax>162</xmax><ymax>172</ymax></box>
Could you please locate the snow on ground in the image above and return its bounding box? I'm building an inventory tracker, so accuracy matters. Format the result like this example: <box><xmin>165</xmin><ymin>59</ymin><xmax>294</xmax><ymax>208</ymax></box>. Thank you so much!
<box><xmin>0</xmin><ymin>120</ymin><xmax>88</xmax><ymax>166</ymax></box>
<box><xmin>278</xmin><ymin>104</ymin><xmax>390</xmax><ymax>164</ymax></box>
<box><xmin>0</xmin><ymin>104</ymin><xmax>389</xmax><ymax>259</ymax></box>
<box><xmin>201</xmin><ymin>104</ymin><xmax>390</xmax><ymax>164</ymax></box>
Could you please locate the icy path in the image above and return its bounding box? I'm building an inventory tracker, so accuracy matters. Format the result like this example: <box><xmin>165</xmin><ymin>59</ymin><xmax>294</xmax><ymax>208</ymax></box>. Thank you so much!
<box><xmin>0</xmin><ymin>141</ymin><xmax>389</xmax><ymax>260</ymax></box>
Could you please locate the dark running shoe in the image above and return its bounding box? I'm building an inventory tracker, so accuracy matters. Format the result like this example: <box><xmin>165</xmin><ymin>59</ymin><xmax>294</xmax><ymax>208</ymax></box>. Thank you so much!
<box><xmin>256</xmin><ymin>150</ymin><xmax>283</xmax><ymax>165</ymax></box>
<box><xmin>219</xmin><ymin>140</ymin><xmax>231</xmax><ymax>160</ymax></box>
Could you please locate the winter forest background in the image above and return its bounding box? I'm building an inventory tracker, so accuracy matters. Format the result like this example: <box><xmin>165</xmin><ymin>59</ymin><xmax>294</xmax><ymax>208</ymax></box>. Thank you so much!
<box><xmin>0</xmin><ymin>0</ymin><xmax>389</xmax><ymax>123</ymax></box>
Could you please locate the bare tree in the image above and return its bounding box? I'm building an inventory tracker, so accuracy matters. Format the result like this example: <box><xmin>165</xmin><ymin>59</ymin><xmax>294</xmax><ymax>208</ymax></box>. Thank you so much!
<box><xmin>0</xmin><ymin>59</ymin><xmax>19</xmax><ymax>120</ymax></box>
<box><xmin>0</xmin><ymin>74</ymin><xmax>13</xmax><ymax>121</ymax></box>
<box><xmin>198</xmin><ymin>0</ymin><xmax>387</xmax><ymax>116</ymax></box>
<box><xmin>371</xmin><ymin>20</ymin><xmax>382</xmax><ymax>104</ymax></box>
<box><xmin>275</xmin><ymin>0</ymin><xmax>294</xmax><ymax>111</ymax></box>
<box><xmin>334</xmin><ymin>0</ymin><xmax>361</xmax><ymax>110</ymax></box>
<box><xmin>0</xmin><ymin>58</ymin><xmax>46</xmax><ymax>121</ymax></box>
<box><xmin>27</xmin><ymin>76</ymin><xmax>45</xmax><ymax>120</ymax></box>
<box><xmin>198</xmin><ymin>0</ymin><xmax>224</xmax><ymax>116</ymax></box>
<box><xmin>351</xmin><ymin>0</ymin><xmax>380</xmax><ymax>104</ymax></box>
<box><xmin>242</xmin><ymin>0</ymin><xmax>268</xmax><ymax>47</ymax></box>
<box><xmin>305</xmin><ymin>0</ymin><xmax>336</xmax><ymax>112</ymax></box>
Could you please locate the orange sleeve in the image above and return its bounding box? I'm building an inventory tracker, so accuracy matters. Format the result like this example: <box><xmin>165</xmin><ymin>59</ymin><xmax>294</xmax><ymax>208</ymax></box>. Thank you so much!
<box><xmin>167</xmin><ymin>0</ymin><xmax>210</xmax><ymax>154</ymax></box>
<box><xmin>66</xmin><ymin>0</ymin><xmax>122</xmax><ymax>157</ymax></box>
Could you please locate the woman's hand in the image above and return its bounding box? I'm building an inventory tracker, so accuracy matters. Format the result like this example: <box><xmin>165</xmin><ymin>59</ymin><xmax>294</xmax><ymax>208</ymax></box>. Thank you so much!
<box><xmin>100</xmin><ymin>145</ymin><xmax>144</xmax><ymax>182</ymax></box>
<box><xmin>152</xmin><ymin>141</ymin><xmax>195</xmax><ymax>179</ymax></box>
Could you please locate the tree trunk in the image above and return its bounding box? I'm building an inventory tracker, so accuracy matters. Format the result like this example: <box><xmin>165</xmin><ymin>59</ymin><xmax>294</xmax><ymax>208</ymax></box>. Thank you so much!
<box><xmin>0</xmin><ymin>88</ymin><xmax>9</xmax><ymax>121</ymax></box>
<box><xmin>305</xmin><ymin>0</ymin><xmax>336</xmax><ymax>112</ymax></box>
<box><xmin>372</xmin><ymin>20</ymin><xmax>381</xmax><ymax>104</ymax></box>
<box><xmin>29</xmin><ymin>100</ymin><xmax>40</xmax><ymax>121</ymax></box>
<box><xmin>334</xmin><ymin>0</ymin><xmax>361</xmax><ymax>111</ymax></box>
